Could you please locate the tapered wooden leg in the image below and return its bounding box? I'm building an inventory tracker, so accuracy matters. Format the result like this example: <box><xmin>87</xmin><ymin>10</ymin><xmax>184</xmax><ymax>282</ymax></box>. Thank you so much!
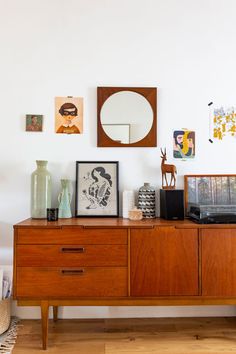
<box><xmin>41</xmin><ymin>301</ymin><xmax>49</xmax><ymax>350</ymax></box>
<box><xmin>53</xmin><ymin>306</ymin><xmax>58</xmax><ymax>322</ymax></box>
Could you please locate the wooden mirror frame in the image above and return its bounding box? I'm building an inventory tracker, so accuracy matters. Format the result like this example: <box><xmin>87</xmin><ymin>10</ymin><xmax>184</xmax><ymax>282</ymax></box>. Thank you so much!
<box><xmin>97</xmin><ymin>87</ymin><xmax>157</xmax><ymax>147</ymax></box>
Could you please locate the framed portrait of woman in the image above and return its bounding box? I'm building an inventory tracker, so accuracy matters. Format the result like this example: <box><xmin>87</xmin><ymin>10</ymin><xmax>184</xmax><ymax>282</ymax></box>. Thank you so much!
<box><xmin>75</xmin><ymin>161</ymin><xmax>119</xmax><ymax>217</ymax></box>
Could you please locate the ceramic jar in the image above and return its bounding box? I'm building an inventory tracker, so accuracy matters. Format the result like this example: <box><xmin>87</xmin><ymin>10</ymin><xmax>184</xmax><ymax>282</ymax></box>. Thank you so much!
<box><xmin>128</xmin><ymin>207</ymin><xmax>143</xmax><ymax>220</ymax></box>
<box><xmin>138</xmin><ymin>182</ymin><xmax>156</xmax><ymax>218</ymax></box>
<box><xmin>31</xmin><ymin>160</ymin><xmax>52</xmax><ymax>219</ymax></box>
<box><xmin>58</xmin><ymin>179</ymin><xmax>72</xmax><ymax>218</ymax></box>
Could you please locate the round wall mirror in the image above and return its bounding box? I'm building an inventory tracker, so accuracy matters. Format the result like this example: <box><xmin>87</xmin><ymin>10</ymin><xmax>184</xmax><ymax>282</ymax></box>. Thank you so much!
<box><xmin>97</xmin><ymin>87</ymin><xmax>157</xmax><ymax>147</ymax></box>
<box><xmin>100</xmin><ymin>91</ymin><xmax>153</xmax><ymax>144</ymax></box>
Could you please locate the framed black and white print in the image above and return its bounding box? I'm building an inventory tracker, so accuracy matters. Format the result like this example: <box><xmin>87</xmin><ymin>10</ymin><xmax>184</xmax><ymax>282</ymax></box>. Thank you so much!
<box><xmin>75</xmin><ymin>161</ymin><xmax>119</xmax><ymax>217</ymax></box>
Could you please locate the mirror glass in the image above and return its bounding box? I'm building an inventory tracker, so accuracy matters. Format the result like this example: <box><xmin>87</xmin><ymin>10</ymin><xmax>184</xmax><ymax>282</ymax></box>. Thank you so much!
<box><xmin>100</xmin><ymin>91</ymin><xmax>153</xmax><ymax>144</ymax></box>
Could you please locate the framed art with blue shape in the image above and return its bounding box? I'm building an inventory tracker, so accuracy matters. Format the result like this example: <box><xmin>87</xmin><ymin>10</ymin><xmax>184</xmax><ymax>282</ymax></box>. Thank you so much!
<box><xmin>75</xmin><ymin>161</ymin><xmax>119</xmax><ymax>217</ymax></box>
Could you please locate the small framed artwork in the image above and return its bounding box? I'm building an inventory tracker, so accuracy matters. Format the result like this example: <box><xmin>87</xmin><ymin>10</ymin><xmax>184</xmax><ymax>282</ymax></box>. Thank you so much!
<box><xmin>75</xmin><ymin>161</ymin><xmax>119</xmax><ymax>217</ymax></box>
<box><xmin>26</xmin><ymin>114</ymin><xmax>43</xmax><ymax>132</ymax></box>
<box><xmin>212</xmin><ymin>106</ymin><xmax>236</xmax><ymax>140</ymax></box>
<box><xmin>173</xmin><ymin>130</ymin><xmax>195</xmax><ymax>158</ymax></box>
<box><xmin>55</xmin><ymin>96</ymin><xmax>83</xmax><ymax>134</ymax></box>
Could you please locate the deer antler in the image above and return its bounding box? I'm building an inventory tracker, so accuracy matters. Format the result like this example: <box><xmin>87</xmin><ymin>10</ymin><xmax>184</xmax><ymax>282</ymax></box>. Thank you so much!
<box><xmin>160</xmin><ymin>148</ymin><xmax>166</xmax><ymax>157</ymax></box>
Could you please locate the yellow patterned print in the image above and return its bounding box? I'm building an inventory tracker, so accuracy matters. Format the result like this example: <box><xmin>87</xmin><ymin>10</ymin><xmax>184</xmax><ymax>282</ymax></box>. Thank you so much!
<box><xmin>214</xmin><ymin>107</ymin><xmax>236</xmax><ymax>140</ymax></box>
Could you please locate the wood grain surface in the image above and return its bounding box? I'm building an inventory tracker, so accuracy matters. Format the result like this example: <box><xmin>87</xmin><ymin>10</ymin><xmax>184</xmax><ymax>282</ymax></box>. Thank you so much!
<box><xmin>16</xmin><ymin>244</ymin><xmax>127</xmax><ymax>267</ymax></box>
<box><xmin>202</xmin><ymin>229</ymin><xmax>236</xmax><ymax>296</ymax></box>
<box><xmin>13</xmin><ymin>317</ymin><xmax>236</xmax><ymax>353</ymax></box>
<box><xmin>16</xmin><ymin>267</ymin><xmax>128</xmax><ymax>298</ymax></box>
<box><xmin>14</xmin><ymin>217</ymin><xmax>236</xmax><ymax>229</ymax></box>
<box><xmin>16</xmin><ymin>228</ymin><xmax>128</xmax><ymax>245</ymax></box>
<box><xmin>131</xmin><ymin>227</ymin><xmax>199</xmax><ymax>296</ymax></box>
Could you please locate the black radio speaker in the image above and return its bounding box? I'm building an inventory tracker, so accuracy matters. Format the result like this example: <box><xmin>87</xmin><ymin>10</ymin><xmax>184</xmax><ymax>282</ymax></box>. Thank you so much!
<box><xmin>160</xmin><ymin>189</ymin><xmax>184</xmax><ymax>220</ymax></box>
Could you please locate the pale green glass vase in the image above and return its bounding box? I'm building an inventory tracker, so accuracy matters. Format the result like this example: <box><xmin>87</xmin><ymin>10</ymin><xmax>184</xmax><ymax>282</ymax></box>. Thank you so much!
<box><xmin>58</xmin><ymin>179</ymin><xmax>72</xmax><ymax>218</ymax></box>
<box><xmin>31</xmin><ymin>160</ymin><xmax>52</xmax><ymax>219</ymax></box>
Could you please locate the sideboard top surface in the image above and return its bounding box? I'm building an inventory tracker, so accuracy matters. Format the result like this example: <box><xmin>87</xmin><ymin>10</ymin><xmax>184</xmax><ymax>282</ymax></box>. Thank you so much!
<box><xmin>13</xmin><ymin>217</ymin><xmax>236</xmax><ymax>229</ymax></box>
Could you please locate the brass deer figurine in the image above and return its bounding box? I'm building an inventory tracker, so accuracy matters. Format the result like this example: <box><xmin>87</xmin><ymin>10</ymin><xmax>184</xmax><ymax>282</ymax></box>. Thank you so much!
<box><xmin>160</xmin><ymin>148</ymin><xmax>177</xmax><ymax>189</ymax></box>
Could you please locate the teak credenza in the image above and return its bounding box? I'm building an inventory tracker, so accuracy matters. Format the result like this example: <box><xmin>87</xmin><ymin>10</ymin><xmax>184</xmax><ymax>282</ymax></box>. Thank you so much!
<box><xmin>13</xmin><ymin>218</ymin><xmax>236</xmax><ymax>349</ymax></box>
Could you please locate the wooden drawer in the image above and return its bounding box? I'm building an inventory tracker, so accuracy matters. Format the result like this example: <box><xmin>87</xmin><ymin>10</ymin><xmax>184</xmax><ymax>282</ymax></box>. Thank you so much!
<box><xmin>16</xmin><ymin>228</ymin><xmax>128</xmax><ymax>245</ymax></box>
<box><xmin>16</xmin><ymin>267</ymin><xmax>127</xmax><ymax>298</ymax></box>
<box><xmin>16</xmin><ymin>244</ymin><xmax>127</xmax><ymax>267</ymax></box>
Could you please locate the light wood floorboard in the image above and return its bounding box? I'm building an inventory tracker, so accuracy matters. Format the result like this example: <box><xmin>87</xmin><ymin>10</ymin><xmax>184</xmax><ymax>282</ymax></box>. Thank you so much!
<box><xmin>13</xmin><ymin>317</ymin><xmax>236</xmax><ymax>353</ymax></box>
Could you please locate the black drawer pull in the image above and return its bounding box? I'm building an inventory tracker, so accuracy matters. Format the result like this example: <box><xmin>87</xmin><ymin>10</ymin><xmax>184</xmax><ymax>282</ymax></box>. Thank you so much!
<box><xmin>61</xmin><ymin>247</ymin><xmax>85</xmax><ymax>253</ymax></box>
<box><xmin>61</xmin><ymin>269</ymin><xmax>85</xmax><ymax>275</ymax></box>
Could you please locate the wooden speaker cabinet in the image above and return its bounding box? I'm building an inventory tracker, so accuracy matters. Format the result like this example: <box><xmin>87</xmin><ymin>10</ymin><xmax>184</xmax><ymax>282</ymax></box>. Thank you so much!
<box><xmin>13</xmin><ymin>218</ymin><xmax>236</xmax><ymax>349</ymax></box>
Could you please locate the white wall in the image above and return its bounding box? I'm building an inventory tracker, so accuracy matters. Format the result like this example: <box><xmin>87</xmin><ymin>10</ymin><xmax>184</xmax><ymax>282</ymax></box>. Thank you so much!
<box><xmin>1</xmin><ymin>0</ymin><xmax>236</xmax><ymax>318</ymax></box>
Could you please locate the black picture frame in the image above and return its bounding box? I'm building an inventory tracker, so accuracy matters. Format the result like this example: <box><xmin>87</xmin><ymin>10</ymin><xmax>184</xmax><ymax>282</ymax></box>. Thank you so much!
<box><xmin>75</xmin><ymin>161</ymin><xmax>119</xmax><ymax>217</ymax></box>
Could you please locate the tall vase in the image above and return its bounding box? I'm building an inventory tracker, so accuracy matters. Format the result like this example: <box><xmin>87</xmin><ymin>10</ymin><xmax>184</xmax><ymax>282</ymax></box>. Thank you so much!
<box><xmin>58</xmin><ymin>179</ymin><xmax>72</xmax><ymax>218</ymax></box>
<box><xmin>138</xmin><ymin>182</ymin><xmax>156</xmax><ymax>218</ymax></box>
<box><xmin>31</xmin><ymin>160</ymin><xmax>52</xmax><ymax>219</ymax></box>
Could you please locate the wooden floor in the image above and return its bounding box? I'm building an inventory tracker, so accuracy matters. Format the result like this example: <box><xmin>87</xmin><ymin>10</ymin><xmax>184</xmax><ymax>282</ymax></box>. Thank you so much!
<box><xmin>13</xmin><ymin>317</ymin><xmax>236</xmax><ymax>353</ymax></box>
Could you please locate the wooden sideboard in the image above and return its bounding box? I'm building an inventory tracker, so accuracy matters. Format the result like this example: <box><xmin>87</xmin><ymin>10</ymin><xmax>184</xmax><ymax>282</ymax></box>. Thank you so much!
<box><xmin>13</xmin><ymin>218</ymin><xmax>236</xmax><ymax>349</ymax></box>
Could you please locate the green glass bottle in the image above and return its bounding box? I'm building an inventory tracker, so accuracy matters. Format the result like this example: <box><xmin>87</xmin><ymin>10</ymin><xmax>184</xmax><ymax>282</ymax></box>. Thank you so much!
<box><xmin>31</xmin><ymin>160</ymin><xmax>52</xmax><ymax>219</ymax></box>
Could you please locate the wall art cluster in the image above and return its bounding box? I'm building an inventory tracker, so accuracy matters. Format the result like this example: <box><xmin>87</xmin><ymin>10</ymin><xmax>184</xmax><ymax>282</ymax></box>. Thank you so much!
<box><xmin>25</xmin><ymin>96</ymin><xmax>84</xmax><ymax>134</ymax></box>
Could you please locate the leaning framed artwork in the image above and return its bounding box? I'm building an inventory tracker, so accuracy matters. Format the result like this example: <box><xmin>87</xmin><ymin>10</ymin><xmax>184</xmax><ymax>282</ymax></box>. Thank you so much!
<box><xmin>184</xmin><ymin>174</ymin><xmax>236</xmax><ymax>216</ymax></box>
<box><xmin>75</xmin><ymin>161</ymin><xmax>119</xmax><ymax>217</ymax></box>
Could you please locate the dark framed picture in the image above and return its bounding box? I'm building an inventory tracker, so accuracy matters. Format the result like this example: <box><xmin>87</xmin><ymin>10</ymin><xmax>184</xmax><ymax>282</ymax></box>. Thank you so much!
<box><xmin>75</xmin><ymin>161</ymin><xmax>119</xmax><ymax>217</ymax></box>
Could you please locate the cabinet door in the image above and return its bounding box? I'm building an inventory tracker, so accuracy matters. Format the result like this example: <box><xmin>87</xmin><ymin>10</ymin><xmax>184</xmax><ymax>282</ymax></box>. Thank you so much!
<box><xmin>202</xmin><ymin>229</ymin><xmax>236</xmax><ymax>296</ymax></box>
<box><xmin>131</xmin><ymin>227</ymin><xmax>199</xmax><ymax>296</ymax></box>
